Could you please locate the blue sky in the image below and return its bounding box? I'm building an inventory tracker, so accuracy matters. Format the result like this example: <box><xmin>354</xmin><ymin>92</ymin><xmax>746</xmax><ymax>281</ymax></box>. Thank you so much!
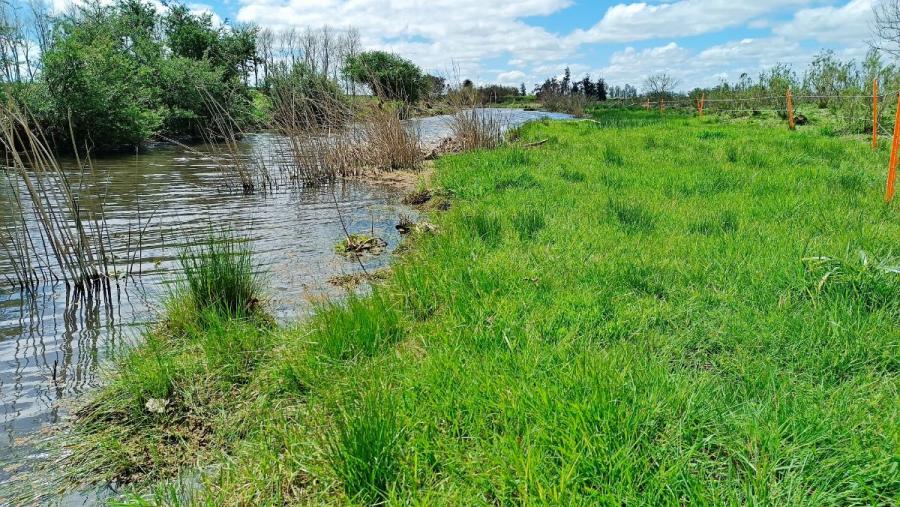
<box><xmin>82</xmin><ymin>0</ymin><xmax>885</xmax><ymax>90</ymax></box>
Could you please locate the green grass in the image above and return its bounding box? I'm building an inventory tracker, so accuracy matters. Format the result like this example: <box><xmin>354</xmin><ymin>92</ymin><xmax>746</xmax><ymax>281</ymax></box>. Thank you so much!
<box><xmin>61</xmin><ymin>110</ymin><xmax>899</xmax><ymax>505</ymax></box>
<box><xmin>178</xmin><ymin>232</ymin><xmax>260</xmax><ymax>318</ymax></box>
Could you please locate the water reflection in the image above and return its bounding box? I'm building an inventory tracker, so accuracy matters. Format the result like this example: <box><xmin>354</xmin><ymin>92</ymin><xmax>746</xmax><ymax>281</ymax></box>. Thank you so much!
<box><xmin>0</xmin><ymin>108</ymin><xmax>571</xmax><ymax>493</ymax></box>
<box><xmin>0</xmin><ymin>133</ymin><xmax>411</xmax><ymax>488</ymax></box>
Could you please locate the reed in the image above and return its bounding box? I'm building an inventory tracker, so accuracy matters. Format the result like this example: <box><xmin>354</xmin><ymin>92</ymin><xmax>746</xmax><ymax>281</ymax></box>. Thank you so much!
<box><xmin>0</xmin><ymin>101</ymin><xmax>141</xmax><ymax>291</ymax></box>
<box><xmin>445</xmin><ymin>88</ymin><xmax>507</xmax><ymax>151</ymax></box>
<box><xmin>271</xmin><ymin>87</ymin><xmax>423</xmax><ymax>182</ymax></box>
<box><xmin>201</xmin><ymin>92</ymin><xmax>274</xmax><ymax>194</ymax></box>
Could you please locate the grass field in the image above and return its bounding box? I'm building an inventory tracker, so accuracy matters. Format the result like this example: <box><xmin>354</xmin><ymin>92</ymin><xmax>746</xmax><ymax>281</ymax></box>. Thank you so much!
<box><xmin>61</xmin><ymin>109</ymin><xmax>898</xmax><ymax>505</ymax></box>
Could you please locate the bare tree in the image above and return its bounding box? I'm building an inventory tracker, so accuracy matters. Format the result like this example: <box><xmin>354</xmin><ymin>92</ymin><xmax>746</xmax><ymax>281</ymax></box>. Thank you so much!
<box><xmin>872</xmin><ymin>0</ymin><xmax>900</xmax><ymax>59</ymax></box>
<box><xmin>643</xmin><ymin>72</ymin><xmax>679</xmax><ymax>100</ymax></box>
<box><xmin>257</xmin><ymin>28</ymin><xmax>274</xmax><ymax>84</ymax></box>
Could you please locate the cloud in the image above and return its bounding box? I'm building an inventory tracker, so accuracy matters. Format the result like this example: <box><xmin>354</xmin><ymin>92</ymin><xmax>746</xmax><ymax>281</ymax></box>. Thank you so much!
<box><xmin>236</xmin><ymin>0</ymin><xmax>574</xmax><ymax>77</ymax></box>
<box><xmin>497</xmin><ymin>70</ymin><xmax>527</xmax><ymax>85</ymax></box>
<box><xmin>595</xmin><ymin>37</ymin><xmax>810</xmax><ymax>90</ymax></box>
<box><xmin>773</xmin><ymin>0</ymin><xmax>875</xmax><ymax>45</ymax></box>
<box><xmin>568</xmin><ymin>0</ymin><xmax>813</xmax><ymax>44</ymax></box>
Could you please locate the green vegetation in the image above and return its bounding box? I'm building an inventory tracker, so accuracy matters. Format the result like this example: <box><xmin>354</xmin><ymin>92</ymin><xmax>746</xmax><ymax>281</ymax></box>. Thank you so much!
<box><xmin>13</xmin><ymin>0</ymin><xmax>257</xmax><ymax>150</ymax></box>
<box><xmin>62</xmin><ymin>110</ymin><xmax>898</xmax><ymax>504</ymax></box>
<box><xmin>343</xmin><ymin>51</ymin><xmax>427</xmax><ymax>104</ymax></box>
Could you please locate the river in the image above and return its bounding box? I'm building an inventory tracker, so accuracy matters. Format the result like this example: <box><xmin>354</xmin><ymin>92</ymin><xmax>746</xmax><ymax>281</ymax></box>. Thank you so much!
<box><xmin>0</xmin><ymin>108</ymin><xmax>571</xmax><ymax>502</ymax></box>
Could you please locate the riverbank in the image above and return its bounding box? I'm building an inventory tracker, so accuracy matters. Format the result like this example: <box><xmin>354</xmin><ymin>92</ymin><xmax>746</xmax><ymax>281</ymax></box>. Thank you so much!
<box><xmin>48</xmin><ymin>110</ymin><xmax>900</xmax><ymax>503</ymax></box>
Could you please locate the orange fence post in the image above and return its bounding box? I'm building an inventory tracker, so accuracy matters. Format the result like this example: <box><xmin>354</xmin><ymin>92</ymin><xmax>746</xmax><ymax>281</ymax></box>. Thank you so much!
<box><xmin>787</xmin><ymin>88</ymin><xmax>795</xmax><ymax>130</ymax></box>
<box><xmin>872</xmin><ymin>79</ymin><xmax>879</xmax><ymax>150</ymax></box>
<box><xmin>659</xmin><ymin>98</ymin><xmax>664</xmax><ymax>114</ymax></box>
<box><xmin>699</xmin><ymin>93</ymin><xmax>705</xmax><ymax>117</ymax></box>
<box><xmin>887</xmin><ymin>92</ymin><xmax>900</xmax><ymax>203</ymax></box>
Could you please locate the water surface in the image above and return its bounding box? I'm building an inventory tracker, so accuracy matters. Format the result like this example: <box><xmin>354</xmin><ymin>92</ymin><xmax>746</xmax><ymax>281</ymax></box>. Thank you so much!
<box><xmin>0</xmin><ymin>108</ymin><xmax>571</xmax><ymax>499</ymax></box>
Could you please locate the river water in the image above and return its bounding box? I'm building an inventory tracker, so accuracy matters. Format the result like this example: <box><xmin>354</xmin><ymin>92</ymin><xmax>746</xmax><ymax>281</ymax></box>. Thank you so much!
<box><xmin>0</xmin><ymin>108</ymin><xmax>570</xmax><ymax>502</ymax></box>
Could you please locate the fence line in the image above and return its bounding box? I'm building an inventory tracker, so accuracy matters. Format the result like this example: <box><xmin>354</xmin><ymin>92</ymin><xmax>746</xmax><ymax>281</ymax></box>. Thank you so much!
<box><xmin>598</xmin><ymin>89</ymin><xmax>899</xmax><ymax>203</ymax></box>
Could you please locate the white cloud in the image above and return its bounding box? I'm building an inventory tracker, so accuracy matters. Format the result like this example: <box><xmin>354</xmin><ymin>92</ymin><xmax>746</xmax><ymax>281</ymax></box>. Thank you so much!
<box><xmin>236</xmin><ymin>0</ymin><xmax>574</xmax><ymax>77</ymax></box>
<box><xmin>595</xmin><ymin>37</ymin><xmax>811</xmax><ymax>90</ymax></box>
<box><xmin>497</xmin><ymin>70</ymin><xmax>527</xmax><ymax>85</ymax></box>
<box><xmin>773</xmin><ymin>0</ymin><xmax>875</xmax><ymax>45</ymax></box>
<box><xmin>568</xmin><ymin>0</ymin><xmax>813</xmax><ymax>44</ymax></box>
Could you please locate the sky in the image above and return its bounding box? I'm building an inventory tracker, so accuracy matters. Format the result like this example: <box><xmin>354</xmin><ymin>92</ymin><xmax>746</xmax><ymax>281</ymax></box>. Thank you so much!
<box><xmin>64</xmin><ymin>0</ymin><xmax>883</xmax><ymax>91</ymax></box>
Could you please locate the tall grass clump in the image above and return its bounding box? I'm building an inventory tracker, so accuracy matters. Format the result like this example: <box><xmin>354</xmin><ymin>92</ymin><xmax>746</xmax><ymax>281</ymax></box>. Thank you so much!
<box><xmin>803</xmin><ymin>250</ymin><xmax>900</xmax><ymax>313</ymax></box>
<box><xmin>607</xmin><ymin>199</ymin><xmax>656</xmax><ymax>233</ymax></box>
<box><xmin>178</xmin><ymin>232</ymin><xmax>261</xmax><ymax>319</ymax></box>
<box><xmin>310</xmin><ymin>292</ymin><xmax>403</xmax><ymax>361</ymax></box>
<box><xmin>512</xmin><ymin>207</ymin><xmax>546</xmax><ymax>240</ymax></box>
<box><xmin>338</xmin><ymin>106</ymin><xmax>423</xmax><ymax>171</ymax></box>
<box><xmin>448</xmin><ymin>107</ymin><xmax>505</xmax><ymax>151</ymax></box>
<box><xmin>326</xmin><ymin>392</ymin><xmax>402</xmax><ymax>503</ymax></box>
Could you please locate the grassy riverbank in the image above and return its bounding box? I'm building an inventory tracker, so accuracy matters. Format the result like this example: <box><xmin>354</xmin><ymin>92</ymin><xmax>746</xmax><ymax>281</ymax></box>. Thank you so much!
<box><xmin>62</xmin><ymin>110</ymin><xmax>898</xmax><ymax>504</ymax></box>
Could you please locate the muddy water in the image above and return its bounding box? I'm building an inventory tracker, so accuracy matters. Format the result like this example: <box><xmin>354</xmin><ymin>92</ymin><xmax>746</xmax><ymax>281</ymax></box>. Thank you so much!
<box><xmin>0</xmin><ymin>109</ymin><xmax>570</xmax><ymax>500</ymax></box>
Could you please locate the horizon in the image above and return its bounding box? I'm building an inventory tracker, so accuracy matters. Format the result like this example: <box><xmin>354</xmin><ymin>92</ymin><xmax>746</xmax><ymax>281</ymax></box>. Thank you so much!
<box><xmin>208</xmin><ymin>0</ymin><xmax>875</xmax><ymax>90</ymax></box>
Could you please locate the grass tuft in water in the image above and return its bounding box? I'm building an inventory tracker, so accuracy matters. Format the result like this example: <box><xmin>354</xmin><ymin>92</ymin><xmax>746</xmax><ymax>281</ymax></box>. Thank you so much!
<box><xmin>179</xmin><ymin>232</ymin><xmax>261</xmax><ymax>319</ymax></box>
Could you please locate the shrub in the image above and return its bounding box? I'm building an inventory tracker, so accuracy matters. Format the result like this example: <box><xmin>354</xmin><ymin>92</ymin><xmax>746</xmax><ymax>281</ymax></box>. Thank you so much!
<box><xmin>343</xmin><ymin>51</ymin><xmax>426</xmax><ymax>104</ymax></box>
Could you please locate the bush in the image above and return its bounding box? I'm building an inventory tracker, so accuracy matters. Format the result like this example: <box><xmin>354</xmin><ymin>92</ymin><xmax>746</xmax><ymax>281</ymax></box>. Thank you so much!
<box><xmin>41</xmin><ymin>0</ymin><xmax>256</xmax><ymax>150</ymax></box>
<box><xmin>344</xmin><ymin>51</ymin><xmax>426</xmax><ymax>104</ymax></box>
<box><xmin>269</xmin><ymin>63</ymin><xmax>349</xmax><ymax>131</ymax></box>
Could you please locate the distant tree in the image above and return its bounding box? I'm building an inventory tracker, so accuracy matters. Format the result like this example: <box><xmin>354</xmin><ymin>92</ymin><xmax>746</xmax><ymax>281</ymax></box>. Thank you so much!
<box><xmin>520</xmin><ymin>82</ymin><xmax>526</xmax><ymax>96</ymax></box>
<box><xmin>423</xmin><ymin>74</ymin><xmax>446</xmax><ymax>101</ymax></box>
<box><xmin>561</xmin><ymin>67</ymin><xmax>571</xmax><ymax>94</ymax></box>
<box><xmin>475</xmin><ymin>84</ymin><xmax>519</xmax><ymax>104</ymax></box>
<box><xmin>595</xmin><ymin>77</ymin><xmax>607</xmax><ymax>101</ymax></box>
<box><xmin>343</xmin><ymin>50</ymin><xmax>426</xmax><ymax>103</ymax></box>
<box><xmin>643</xmin><ymin>72</ymin><xmax>679</xmax><ymax>100</ymax></box>
<box><xmin>578</xmin><ymin>76</ymin><xmax>593</xmax><ymax>97</ymax></box>
<box><xmin>462</xmin><ymin>78</ymin><xmax>474</xmax><ymax>89</ymax></box>
<box><xmin>803</xmin><ymin>49</ymin><xmax>854</xmax><ymax>108</ymax></box>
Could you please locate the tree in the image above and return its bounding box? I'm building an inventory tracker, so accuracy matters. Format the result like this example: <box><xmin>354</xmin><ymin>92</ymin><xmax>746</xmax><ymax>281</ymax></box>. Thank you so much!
<box><xmin>595</xmin><ymin>77</ymin><xmax>607</xmax><ymax>101</ymax></box>
<box><xmin>343</xmin><ymin>50</ymin><xmax>426</xmax><ymax>103</ymax></box>
<box><xmin>423</xmin><ymin>74</ymin><xmax>446</xmax><ymax>101</ymax></box>
<box><xmin>803</xmin><ymin>49</ymin><xmax>855</xmax><ymax>108</ymax></box>
<box><xmin>643</xmin><ymin>72</ymin><xmax>679</xmax><ymax>100</ymax></box>
<box><xmin>41</xmin><ymin>0</ymin><xmax>257</xmax><ymax>149</ymax></box>
<box><xmin>43</xmin><ymin>0</ymin><xmax>163</xmax><ymax>147</ymax></box>
<box><xmin>874</xmin><ymin>1</ymin><xmax>900</xmax><ymax>58</ymax></box>
<box><xmin>520</xmin><ymin>82</ymin><xmax>526</xmax><ymax>96</ymax></box>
